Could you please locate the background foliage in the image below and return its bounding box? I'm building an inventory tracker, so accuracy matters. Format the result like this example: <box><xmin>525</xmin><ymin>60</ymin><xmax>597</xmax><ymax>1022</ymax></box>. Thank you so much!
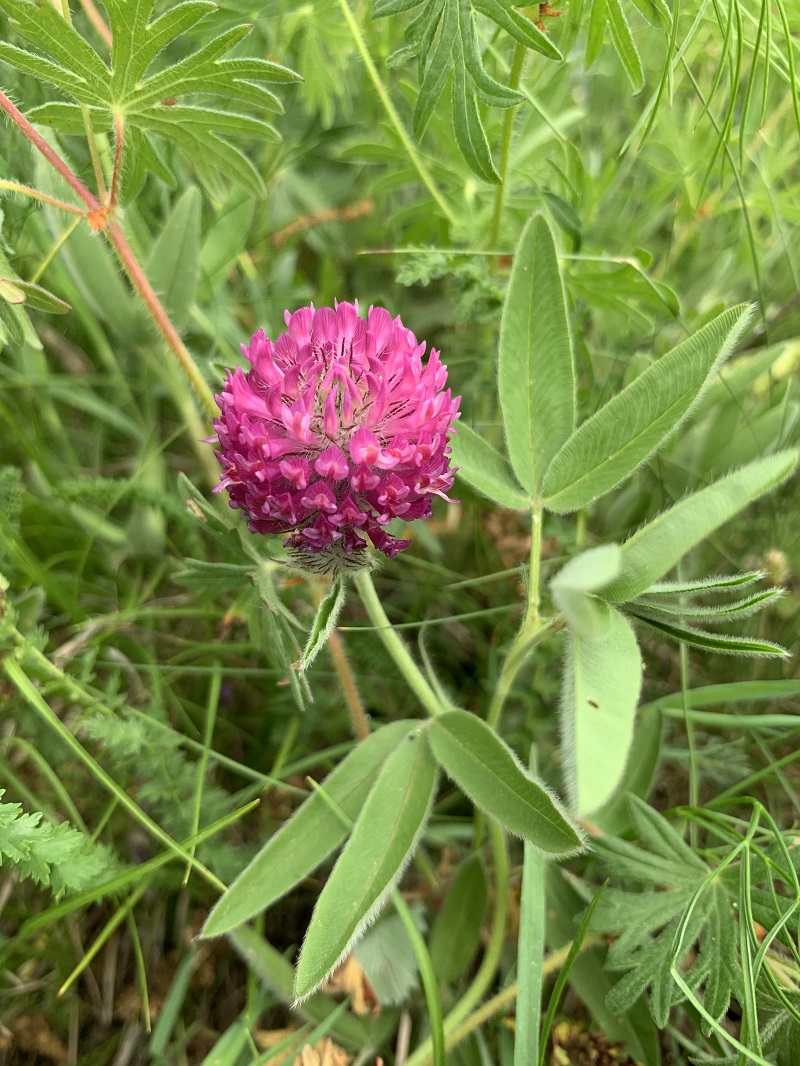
<box><xmin>0</xmin><ymin>1</ymin><xmax>799</xmax><ymax>1064</ymax></box>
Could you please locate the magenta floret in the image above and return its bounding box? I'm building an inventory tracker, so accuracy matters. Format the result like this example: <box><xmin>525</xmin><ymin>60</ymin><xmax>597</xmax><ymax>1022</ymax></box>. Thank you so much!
<box><xmin>213</xmin><ymin>301</ymin><xmax>461</xmax><ymax>560</ymax></box>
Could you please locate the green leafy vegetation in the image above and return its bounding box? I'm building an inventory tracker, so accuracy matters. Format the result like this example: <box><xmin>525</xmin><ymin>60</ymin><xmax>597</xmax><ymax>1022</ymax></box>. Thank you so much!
<box><xmin>0</xmin><ymin>1</ymin><xmax>798</xmax><ymax>1063</ymax></box>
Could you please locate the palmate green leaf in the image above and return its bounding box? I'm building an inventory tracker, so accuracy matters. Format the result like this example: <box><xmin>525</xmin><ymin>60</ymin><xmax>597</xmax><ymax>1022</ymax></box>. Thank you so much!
<box><xmin>694</xmin><ymin>881</ymin><xmax>741</xmax><ymax>1028</ymax></box>
<box><xmin>376</xmin><ymin>0</ymin><xmax>560</xmax><ymax>181</ymax></box>
<box><xmin>542</xmin><ymin>305</ymin><xmax>754</xmax><ymax>514</ymax></box>
<box><xmin>0</xmin><ymin>0</ymin><xmax>299</xmax><ymax>195</ymax></box>
<box><xmin>560</xmin><ymin>607</ymin><xmax>643</xmax><ymax>815</ymax></box>
<box><xmin>427</xmin><ymin>711</ymin><xmax>584</xmax><ymax>853</ymax></box>
<box><xmin>449</xmin><ymin>424</ymin><xmax>530</xmax><ymax>509</ymax></box>
<box><xmin>545</xmin><ymin>868</ymin><xmax>661</xmax><ymax>1066</ymax></box>
<box><xmin>603</xmin><ymin>450</ymin><xmax>799</xmax><ymax>604</ymax></box>
<box><xmin>498</xmin><ymin>213</ymin><xmax>575</xmax><ymax>496</ymax></box>
<box><xmin>294</xmin><ymin>726</ymin><xmax>438</xmax><ymax>1000</ymax></box>
<box><xmin>201</xmin><ymin>720</ymin><xmax>416</xmax><ymax>939</ymax></box>
<box><xmin>592</xmin><ymin>802</ymin><xmax>737</xmax><ymax>1029</ymax></box>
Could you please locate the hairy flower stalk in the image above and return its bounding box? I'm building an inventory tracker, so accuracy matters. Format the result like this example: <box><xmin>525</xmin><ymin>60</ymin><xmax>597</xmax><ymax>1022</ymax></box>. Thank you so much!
<box><xmin>213</xmin><ymin>301</ymin><xmax>460</xmax><ymax>571</ymax></box>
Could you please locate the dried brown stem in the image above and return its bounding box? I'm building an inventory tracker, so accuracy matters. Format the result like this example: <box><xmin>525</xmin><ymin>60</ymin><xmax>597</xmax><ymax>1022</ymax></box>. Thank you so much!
<box><xmin>326</xmin><ymin>629</ymin><xmax>370</xmax><ymax>740</ymax></box>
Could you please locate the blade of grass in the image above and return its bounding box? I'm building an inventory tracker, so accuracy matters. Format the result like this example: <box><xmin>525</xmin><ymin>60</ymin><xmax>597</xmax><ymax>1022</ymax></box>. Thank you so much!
<box><xmin>183</xmin><ymin>663</ymin><xmax>222</xmax><ymax>885</ymax></box>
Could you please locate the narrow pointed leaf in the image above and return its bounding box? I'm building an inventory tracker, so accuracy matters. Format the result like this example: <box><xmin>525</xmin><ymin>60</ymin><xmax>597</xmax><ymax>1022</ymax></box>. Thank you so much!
<box><xmin>201</xmin><ymin>720</ymin><xmax>416</xmax><ymax>938</ymax></box>
<box><xmin>412</xmin><ymin>0</ymin><xmax>455</xmax><ymax>139</ymax></box>
<box><xmin>605</xmin><ymin>0</ymin><xmax>645</xmax><ymax>93</ymax></box>
<box><xmin>499</xmin><ymin>214</ymin><xmax>574</xmax><ymax>495</ymax></box>
<box><xmin>0</xmin><ymin>43</ymin><xmax>106</xmax><ymax>103</ymax></box>
<box><xmin>144</xmin><ymin>186</ymin><xmax>201</xmax><ymax>330</ymax></box>
<box><xmin>294</xmin><ymin>727</ymin><xmax>438</xmax><ymax>1000</ymax></box>
<box><xmin>429</xmin><ymin>854</ymin><xmax>488</xmax><ymax>984</ymax></box>
<box><xmin>428</xmin><ymin>711</ymin><xmax>583</xmax><ymax>853</ymax></box>
<box><xmin>2</xmin><ymin>279</ymin><xmax>71</xmax><ymax>314</ymax></box>
<box><xmin>449</xmin><ymin>424</ymin><xmax>530</xmax><ymax>509</ymax></box>
<box><xmin>459</xmin><ymin>0</ymin><xmax>523</xmax><ymax>107</ymax></box>
<box><xmin>630</xmin><ymin>588</ymin><xmax>782</xmax><ymax>623</ymax></box>
<box><xmin>560</xmin><ymin>607</ymin><xmax>643</xmax><ymax>815</ymax></box>
<box><xmin>603</xmin><ymin>450</ymin><xmax>799</xmax><ymax>603</ymax></box>
<box><xmin>628</xmin><ymin>612</ymin><xmax>789</xmax><ymax>658</ymax></box>
<box><xmin>471</xmin><ymin>0</ymin><xmax>562</xmax><ymax>60</ymax></box>
<box><xmin>585</xmin><ymin>0</ymin><xmax>607</xmax><ymax>66</ymax></box>
<box><xmin>0</xmin><ymin>0</ymin><xmax>110</xmax><ymax>85</ymax></box>
<box><xmin>639</xmin><ymin>570</ymin><xmax>765</xmax><ymax>597</ymax></box>
<box><xmin>300</xmin><ymin>577</ymin><xmax>346</xmax><ymax>674</ymax></box>
<box><xmin>542</xmin><ymin>305</ymin><xmax>754</xmax><ymax>513</ymax></box>
<box><xmin>451</xmin><ymin>60</ymin><xmax>499</xmax><ymax>183</ymax></box>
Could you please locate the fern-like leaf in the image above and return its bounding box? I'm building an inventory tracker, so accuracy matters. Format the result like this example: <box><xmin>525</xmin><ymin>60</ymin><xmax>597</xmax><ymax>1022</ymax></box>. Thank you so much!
<box><xmin>0</xmin><ymin>790</ymin><xmax>120</xmax><ymax>897</ymax></box>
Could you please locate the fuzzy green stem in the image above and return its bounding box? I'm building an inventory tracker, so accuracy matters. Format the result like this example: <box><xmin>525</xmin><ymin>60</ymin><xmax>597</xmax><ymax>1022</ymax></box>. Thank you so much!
<box><xmin>352</xmin><ymin>570</ymin><xmax>445</xmax><ymax>719</ymax></box>
<box><xmin>486</xmin><ymin>503</ymin><xmax>558</xmax><ymax>731</ymax></box>
<box><xmin>334</xmin><ymin>0</ymin><xmax>457</xmax><ymax>229</ymax></box>
<box><xmin>0</xmin><ymin>178</ymin><xmax>86</xmax><ymax>215</ymax></box>
<box><xmin>489</xmin><ymin>43</ymin><xmax>526</xmax><ymax>252</ymax></box>
<box><xmin>405</xmin><ymin>819</ymin><xmax>509</xmax><ymax>1066</ymax></box>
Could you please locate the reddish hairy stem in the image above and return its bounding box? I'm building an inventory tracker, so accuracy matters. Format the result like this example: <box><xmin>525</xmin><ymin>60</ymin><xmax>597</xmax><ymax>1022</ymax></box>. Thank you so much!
<box><xmin>110</xmin><ymin>112</ymin><xmax>124</xmax><ymax>210</ymax></box>
<box><xmin>106</xmin><ymin>219</ymin><xmax>217</xmax><ymax>418</ymax></box>
<box><xmin>78</xmin><ymin>0</ymin><xmax>113</xmax><ymax>48</ymax></box>
<box><xmin>0</xmin><ymin>89</ymin><xmax>99</xmax><ymax>210</ymax></box>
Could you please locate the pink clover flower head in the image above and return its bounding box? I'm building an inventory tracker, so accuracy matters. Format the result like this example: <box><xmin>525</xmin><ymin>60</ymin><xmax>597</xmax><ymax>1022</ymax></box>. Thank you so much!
<box><xmin>213</xmin><ymin>301</ymin><xmax>461</xmax><ymax>570</ymax></box>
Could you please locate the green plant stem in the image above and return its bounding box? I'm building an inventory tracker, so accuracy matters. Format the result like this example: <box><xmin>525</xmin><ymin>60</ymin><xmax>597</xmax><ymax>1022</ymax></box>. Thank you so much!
<box><xmin>489</xmin><ymin>43</ymin><xmax>526</xmax><ymax>251</ymax></box>
<box><xmin>435</xmin><ymin>934</ymin><xmax>603</xmax><ymax>1060</ymax></box>
<box><xmin>353</xmin><ymin>570</ymin><xmax>445</xmax><ymax>718</ymax></box>
<box><xmin>0</xmin><ymin>179</ymin><xmax>86</xmax><ymax>215</ymax></box>
<box><xmin>58</xmin><ymin>875</ymin><xmax>153</xmax><ymax>996</ymax></box>
<box><xmin>405</xmin><ymin>819</ymin><xmax>509</xmax><ymax>1066</ymax></box>
<box><xmin>334</xmin><ymin>0</ymin><xmax>457</xmax><ymax>229</ymax></box>
<box><xmin>486</xmin><ymin>503</ymin><xmax>562</xmax><ymax>731</ymax></box>
<box><xmin>393</xmin><ymin>891</ymin><xmax>445</xmax><ymax>1066</ymax></box>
